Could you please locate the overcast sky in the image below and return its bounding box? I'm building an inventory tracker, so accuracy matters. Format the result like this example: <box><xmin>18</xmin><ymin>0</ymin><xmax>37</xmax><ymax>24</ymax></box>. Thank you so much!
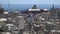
<box><xmin>0</xmin><ymin>0</ymin><xmax>60</xmax><ymax>5</ymax></box>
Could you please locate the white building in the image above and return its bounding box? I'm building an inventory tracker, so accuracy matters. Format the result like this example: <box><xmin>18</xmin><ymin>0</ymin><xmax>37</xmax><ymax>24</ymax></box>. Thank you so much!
<box><xmin>0</xmin><ymin>18</ymin><xmax>7</xmax><ymax>26</ymax></box>
<box><xmin>17</xmin><ymin>16</ymin><xmax>25</xmax><ymax>30</ymax></box>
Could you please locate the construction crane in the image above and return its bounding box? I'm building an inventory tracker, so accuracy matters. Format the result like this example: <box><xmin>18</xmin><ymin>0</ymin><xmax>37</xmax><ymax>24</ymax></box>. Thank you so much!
<box><xmin>7</xmin><ymin>0</ymin><xmax>11</xmax><ymax>11</ymax></box>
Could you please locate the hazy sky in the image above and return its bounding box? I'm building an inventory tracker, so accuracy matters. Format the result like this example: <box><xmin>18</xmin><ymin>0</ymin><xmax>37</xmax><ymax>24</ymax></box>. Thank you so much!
<box><xmin>0</xmin><ymin>0</ymin><xmax>60</xmax><ymax>5</ymax></box>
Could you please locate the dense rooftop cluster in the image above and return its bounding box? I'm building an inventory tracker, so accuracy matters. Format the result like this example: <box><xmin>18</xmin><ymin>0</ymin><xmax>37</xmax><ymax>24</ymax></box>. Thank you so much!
<box><xmin>0</xmin><ymin>5</ymin><xmax>60</xmax><ymax>34</ymax></box>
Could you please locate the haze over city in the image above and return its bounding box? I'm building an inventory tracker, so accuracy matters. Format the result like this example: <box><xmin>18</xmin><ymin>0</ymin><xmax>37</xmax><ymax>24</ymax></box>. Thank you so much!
<box><xmin>0</xmin><ymin>0</ymin><xmax>60</xmax><ymax>5</ymax></box>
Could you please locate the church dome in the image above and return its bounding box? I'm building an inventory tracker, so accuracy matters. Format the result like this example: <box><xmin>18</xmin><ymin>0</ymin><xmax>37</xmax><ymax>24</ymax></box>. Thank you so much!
<box><xmin>32</xmin><ymin>5</ymin><xmax>37</xmax><ymax>9</ymax></box>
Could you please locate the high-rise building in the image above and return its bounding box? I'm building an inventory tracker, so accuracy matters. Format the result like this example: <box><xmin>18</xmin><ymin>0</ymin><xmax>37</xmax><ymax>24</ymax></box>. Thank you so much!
<box><xmin>17</xmin><ymin>16</ymin><xmax>25</xmax><ymax>30</ymax></box>
<box><xmin>0</xmin><ymin>7</ymin><xmax>4</xmax><ymax>14</ymax></box>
